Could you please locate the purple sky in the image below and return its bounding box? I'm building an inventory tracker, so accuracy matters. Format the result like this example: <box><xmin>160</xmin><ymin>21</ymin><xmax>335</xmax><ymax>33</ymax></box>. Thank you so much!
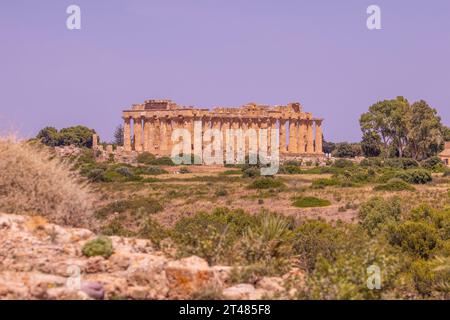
<box><xmin>1</xmin><ymin>0</ymin><xmax>449</xmax><ymax>142</ymax></box>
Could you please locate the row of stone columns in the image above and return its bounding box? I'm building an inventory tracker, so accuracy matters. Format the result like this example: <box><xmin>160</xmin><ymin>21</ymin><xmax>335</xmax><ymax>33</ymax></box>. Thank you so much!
<box><xmin>123</xmin><ymin>116</ymin><xmax>323</xmax><ymax>156</ymax></box>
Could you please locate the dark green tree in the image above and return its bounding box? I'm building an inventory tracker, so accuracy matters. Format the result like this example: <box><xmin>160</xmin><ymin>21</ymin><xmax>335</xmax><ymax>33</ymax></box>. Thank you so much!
<box><xmin>114</xmin><ymin>124</ymin><xmax>124</xmax><ymax>146</ymax></box>
<box><xmin>407</xmin><ymin>100</ymin><xmax>444</xmax><ymax>160</ymax></box>
<box><xmin>331</xmin><ymin>142</ymin><xmax>362</xmax><ymax>158</ymax></box>
<box><xmin>36</xmin><ymin>127</ymin><xmax>59</xmax><ymax>147</ymax></box>
<box><xmin>361</xmin><ymin>131</ymin><xmax>382</xmax><ymax>157</ymax></box>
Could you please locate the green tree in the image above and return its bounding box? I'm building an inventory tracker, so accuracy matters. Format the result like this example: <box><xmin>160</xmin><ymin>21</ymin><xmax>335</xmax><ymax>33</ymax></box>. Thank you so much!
<box><xmin>407</xmin><ymin>101</ymin><xmax>444</xmax><ymax>160</ymax></box>
<box><xmin>360</xmin><ymin>97</ymin><xmax>409</xmax><ymax>157</ymax></box>
<box><xmin>36</xmin><ymin>127</ymin><xmax>59</xmax><ymax>147</ymax></box>
<box><xmin>361</xmin><ymin>131</ymin><xmax>382</xmax><ymax>157</ymax></box>
<box><xmin>443</xmin><ymin>126</ymin><xmax>450</xmax><ymax>141</ymax></box>
<box><xmin>360</xmin><ymin>97</ymin><xmax>445</xmax><ymax>159</ymax></box>
<box><xmin>331</xmin><ymin>142</ymin><xmax>362</xmax><ymax>158</ymax></box>
<box><xmin>322</xmin><ymin>139</ymin><xmax>336</xmax><ymax>154</ymax></box>
<box><xmin>58</xmin><ymin>126</ymin><xmax>96</xmax><ymax>148</ymax></box>
<box><xmin>113</xmin><ymin>124</ymin><xmax>124</xmax><ymax>146</ymax></box>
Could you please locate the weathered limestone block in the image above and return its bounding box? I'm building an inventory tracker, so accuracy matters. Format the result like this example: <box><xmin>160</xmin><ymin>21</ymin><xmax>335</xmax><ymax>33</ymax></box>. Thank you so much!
<box><xmin>165</xmin><ymin>256</ymin><xmax>223</xmax><ymax>299</ymax></box>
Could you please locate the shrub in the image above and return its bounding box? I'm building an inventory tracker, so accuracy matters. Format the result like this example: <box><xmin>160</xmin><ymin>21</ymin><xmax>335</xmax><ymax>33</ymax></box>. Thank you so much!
<box><xmin>385</xmin><ymin>158</ymin><xmax>419</xmax><ymax>169</ymax></box>
<box><xmin>293</xmin><ymin>220</ymin><xmax>344</xmax><ymax>273</ymax></box>
<box><xmin>421</xmin><ymin>156</ymin><xmax>444</xmax><ymax>170</ymax></box>
<box><xmin>215</xmin><ymin>188</ymin><xmax>228</xmax><ymax>197</ymax></box>
<box><xmin>311</xmin><ymin>178</ymin><xmax>339</xmax><ymax>189</ymax></box>
<box><xmin>136</xmin><ymin>152</ymin><xmax>156</xmax><ymax>164</ymax></box>
<box><xmin>360</xmin><ymin>157</ymin><xmax>383</xmax><ymax>167</ymax></box>
<box><xmin>242</xmin><ymin>167</ymin><xmax>261</xmax><ymax>178</ymax></box>
<box><xmin>138</xmin><ymin>218</ymin><xmax>168</xmax><ymax>249</ymax></box>
<box><xmin>239</xmin><ymin>213</ymin><xmax>294</xmax><ymax>275</ymax></box>
<box><xmin>171</xmin><ymin>208</ymin><xmax>254</xmax><ymax>264</ymax></box>
<box><xmin>373</xmin><ymin>178</ymin><xmax>415</xmax><ymax>191</ymax></box>
<box><xmin>179</xmin><ymin>167</ymin><xmax>191</xmax><ymax>174</ymax></box>
<box><xmin>332</xmin><ymin>159</ymin><xmax>354</xmax><ymax>168</ymax></box>
<box><xmin>279</xmin><ymin>165</ymin><xmax>303</xmax><ymax>174</ymax></box>
<box><xmin>248</xmin><ymin>178</ymin><xmax>285</xmax><ymax>189</ymax></box>
<box><xmin>358</xmin><ymin>197</ymin><xmax>402</xmax><ymax>236</ymax></box>
<box><xmin>292</xmin><ymin>197</ymin><xmax>331</xmax><ymax>208</ymax></box>
<box><xmin>443</xmin><ymin>169</ymin><xmax>450</xmax><ymax>177</ymax></box>
<box><xmin>82</xmin><ymin>236</ymin><xmax>114</xmax><ymax>258</ymax></box>
<box><xmin>101</xmin><ymin>217</ymin><xmax>135</xmax><ymax>237</ymax></box>
<box><xmin>0</xmin><ymin>137</ymin><xmax>95</xmax><ymax>227</ymax></box>
<box><xmin>388</xmin><ymin>221</ymin><xmax>440</xmax><ymax>258</ymax></box>
<box><xmin>87</xmin><ymin>168</ymin><xmax>106</xmax><ymax>182</ymax></box>
<box><xmin>149</xmin><ymin>156</ymin><xmax>174</xmax><ymax>166</ymax></box>
<box><xmin>395</xmin><ymin>169</ymin><xmax>432</xmax><ymax>184</ymax></box>
<box><xmin>115</xmin><ymin>166</ymin><xmax>134</xmax><ymax>177</ymax></box>
<box><xmin>145</xmin><ymin>166</ymin><xmax>168</xmax><ymax>175</ymax></box>
<box><xmin>95</xmin><ymin>197</ymin><xmax>163</xmax><ymax>219</ymax></box>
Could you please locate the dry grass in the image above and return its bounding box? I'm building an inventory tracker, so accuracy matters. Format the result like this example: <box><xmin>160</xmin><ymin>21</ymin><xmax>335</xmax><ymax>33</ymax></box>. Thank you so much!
<box><xmin>0</xmin><ymin>136</ymin><xmax>95</xmax><ymax>227</ymax></box>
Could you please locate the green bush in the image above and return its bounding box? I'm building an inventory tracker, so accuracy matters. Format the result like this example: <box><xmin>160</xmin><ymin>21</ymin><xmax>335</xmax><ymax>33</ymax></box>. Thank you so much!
<box><xmin>95</xmin><ymin>197</ymin><xmax>163</xmax><ymax>219</ymax></box>
<box><xmin>292</xmin><ymin>197</ymin><xmax>331</xmax><ymax>208</ymax></box>
<box><xmin>248</xmin><ymin>178</ymin><xmax>285</xmax><ymax>189</ymax></box>
<box><xmin>242</xmin><ymin>167</ymin><xmax>261</xmax><ymax>178</ymax></box>
<box><xmin>293</xmin><ymin>220</ymin><xmax>344</xmax><ymax>272</ymax></box>
<box><xmin>279</xmin><ymin>165</ymin><xmax>303</xmax><ymax>174</ymax></box>
<box><xmin>358</xmin><ymin>197</ymin><xmax>402</xmax><ymax>236</ymax></box>
<box><xmin>394</xmin><ymin>169</ymin><xmax>432</xmax><ymax>184</ymax></box>
<box><xmin>311</xmin><ymin>178</ymin><xmax>339</xmax><ymax>189</ymax></box>
<box><xmin>239</xmin><ymin>213</ymin><xmax>294</xmax><ymax>275</ymax></box>
<box><xmin>101</xmin><ymin>216</ymin><xmax>135</xmax><ymax>237</ymax></box>
<box><xmin>115</xmin><ymin>166</ymin><xmax>133</xmax><ymax>177</ymax></box>
<box><xmin>385</xmin><ymin>158</ymin><xmax>419</xmax><ymax>169</ymax></box>
<box><xmin>332</xmin><ymin>159</ymin><xmax>354</xmax><ymax>168</ymax></box>
<box><xmin>145</xmin><ymin>166</ymin><xmax>169</xmax><ymax>175</ymax></box>
<box><xmin>138</xmin><ymin>218</ymin><xmax>168</xmax><ymax>249</ymax></box>
<box><xmin>215</xmin><ymin>188</ymin><xmax>228</xmax><ymax>197</ymax></box>
<box><xmin>136</xmin><ymin>152</ymin><xmax>156</xmax><ymax>164</ymax></box>
<box><xmin>171</xmin><ymin>208</ymin><xmax>254</xmax><ymax>264</ymax></box>
<box><xmin>149</xmin><ymin>156</ymin><xmax>175</xmax><ymax>166</ymax></box>
<box><xmin>388</xmin><ymin>221</ymin><xmax>440</xmax><ymax>258</ymax></box>
<box><xmin>420</xmin><ymin>156</ymin><xmax>444</xmax><ymax>170</ymax></box>
<box><xmin>179</xmin><ymin>167</ymin><xmax>191</xmax><ymax>174</ymax></box>
<box><xmin>82</xmin><ymin>236</ymin><xmax>114</xmax><ymax>258</ymax></box>
<box><xmin>373</xmin><ymin>178</ymin><xmax>415</xmax><ymax>191</ymax></box>
<box><xmin>87</xmin><ymin>168</ymin><xmax>106</xmax><ymax>182</ymax></box>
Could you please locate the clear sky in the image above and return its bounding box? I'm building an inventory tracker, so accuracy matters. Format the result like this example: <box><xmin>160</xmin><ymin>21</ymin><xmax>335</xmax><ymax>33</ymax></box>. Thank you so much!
<box><xmin>1</xmin><ymin>0</ymin><xmax>449</xmax><ymax>142</ymax></box>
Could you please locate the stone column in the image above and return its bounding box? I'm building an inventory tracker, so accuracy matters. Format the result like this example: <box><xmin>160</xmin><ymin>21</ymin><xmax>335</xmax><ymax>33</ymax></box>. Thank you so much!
<box><xmin>288</xmin><ymin>118</ymin><xmax>298</xmax><ymax>153</ymax></box>
<box><xmin>242</xmin><ymin>118</ymin><xmax>249</xmax><ymax>156</ymax></box>
<box><xmin>184</xmin><ymin>117</ymin><xmax>193</xmax><ymax>155</ymax></box>
<box><xmin>280</xmin><ymin>119</ymin><xmax>287</xmax><ymax>153</ymax></box>
<box><xmin>166</xmin><ymin>118</ymin><xmax>173</xmax><ymax>156</ymax></box>
<box><xmin>306</xmin><ymin>120</ymin><xmax>314</xmax><ymax>154</ymax></box>
<box><xmin>148</xmin><ymin>118</ymin><xmax>157</xmax><ymax>154</ymax></box>
<box><xmin>133</xmin><ymin>116</ymin><xmax>143</xmax><ymax>152</ymax></box>
<box><xmin>221</xmin><ymin>118</ymin><xmax>230</xmax><ymax>158</ymax></box>
<box><xmin>143</xmin><ymin>118</ymin><xmax>151</xmax><ymax>152</ymax></box>
<box><xmin>123</xmin><ymin>117</ymin><xmax>132</xmax><ymax>152</ymax></box>
<box><xmin>315</xmin><ymin>120</ymin><xmax>323</xmax><ymax>154</ymax></box>
<box><xmin>297</xmin><ymin>119</ymin><xmax>306</xmax><ymax>154</ymax></box>
<box><xmin>159</xmin><ymin>117</ymin><xmax>168</xmax><ymax>156</ymax></box>
<box><xmin>269</xmin><ymin>118</ymin><xmax>277</xmax><ymax>153</ymax></box>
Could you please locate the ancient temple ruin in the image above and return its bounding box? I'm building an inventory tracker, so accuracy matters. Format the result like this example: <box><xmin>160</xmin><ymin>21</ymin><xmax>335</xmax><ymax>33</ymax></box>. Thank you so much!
<box><xmin>122</xmin><ymin>99</ymin><xmax>324</xmax><ymax>158</ymax></box>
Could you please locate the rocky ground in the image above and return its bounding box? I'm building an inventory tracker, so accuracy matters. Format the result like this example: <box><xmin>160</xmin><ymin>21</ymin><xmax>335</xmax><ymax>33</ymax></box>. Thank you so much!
<box><xmin>0</xmin><ymin>213</ymin><xmax>298</xmax><ymax>300</ymax></box>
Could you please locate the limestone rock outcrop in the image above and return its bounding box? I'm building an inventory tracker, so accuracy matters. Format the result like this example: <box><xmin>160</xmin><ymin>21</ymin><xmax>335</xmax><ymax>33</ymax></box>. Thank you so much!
<box><xmin>0</xmin><ymin>213</ymin><xmax>288</xmax><ymax>300</ymax></box>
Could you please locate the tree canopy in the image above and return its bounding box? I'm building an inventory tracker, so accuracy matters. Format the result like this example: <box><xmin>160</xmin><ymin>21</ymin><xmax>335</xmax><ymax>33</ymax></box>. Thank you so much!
<box><xmin>360</xmin><ymin>97</ymin><xmax>446</xmax><ymax>160</ymax></box>
<box><xmin>36</xmin><ymin>125</ymin><xmax>96</xmax><ymax>148</ymax></box>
